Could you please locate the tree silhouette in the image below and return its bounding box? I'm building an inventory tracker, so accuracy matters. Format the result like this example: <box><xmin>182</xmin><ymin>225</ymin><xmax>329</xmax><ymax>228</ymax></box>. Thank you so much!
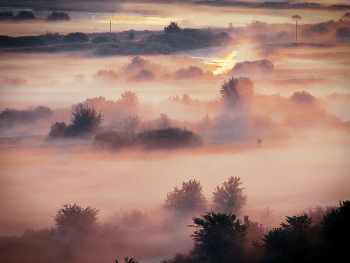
<box><xmin>54</xmin><ymin>203</ymin><xmax>99</xmax><ymax>229</ymax></box>
<box><xmin>212</xmin><ymin>176</ymin><xmax>247</xmax><ymax>214</ymax></box>
<box><xmin>164</xmin><ymin>179</ymin><xmax>207</xmax><ymax>213</ymax></box>
<box><xmin>70</xmin><ymin>104</ymin><xmax>103</xmax><ymax>135</ymax></box>
<box><xmin>164</xmin><ymin>22</ymin><xmax>182</xmax><ymax>33</ymax></box>
<box><xmin>220</xmin><ymin>77</ymin><xmax>254</xmax><ymax>107</ymax></box>
<box><xmin>189</xmin><ymin>212</ymin><xmax>248</xmax><ymax>263</ymax></box>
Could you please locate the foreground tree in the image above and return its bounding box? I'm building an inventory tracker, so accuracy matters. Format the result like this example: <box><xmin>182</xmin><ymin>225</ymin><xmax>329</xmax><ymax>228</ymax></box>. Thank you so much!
<box><xmin>220</xmin><ymin>77</ymin><xmax>254</xmax><ymax>107</ymax></box>
<box><xmin>54</xmin><ymin>203</ymin><xmax>99</xmax><ymax>229</ymax></box>
<box><xmin>164</xmin><ymin>22</ymin><xmax>182</xmax><ymax>33</ymax></box>
<box><xmin>189</xmin><ymin>212</ymin><xmax>248</xmax><ymax>263</ymax></box>
<box><xmin>49</xmin><ymin>104</ymin><xmax>103</xmax><ymax>137</ymax></box>
<box><xmin>164</xmin><ymin>179</ymin><xmax>207</xmax><ymax>213</ymax></box>
<box><xmin>212</xmin><ymin>176</ymin><xmax>247</xmax><ymax>214</ymax></box>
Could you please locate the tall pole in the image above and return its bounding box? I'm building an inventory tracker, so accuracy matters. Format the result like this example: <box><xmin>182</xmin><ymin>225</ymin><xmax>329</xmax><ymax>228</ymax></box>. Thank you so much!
<box><xmin>296</xmin><ymin>21</ymin><xmax>297</xmax><ymax>43</ymax></box>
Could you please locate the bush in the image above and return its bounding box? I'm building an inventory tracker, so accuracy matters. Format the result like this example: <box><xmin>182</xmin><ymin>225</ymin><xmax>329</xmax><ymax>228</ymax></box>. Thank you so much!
<box><xmin>91</xmin><ymin>35</ymin><xmax>110</xmax><ymax>44</ymax></box>
<box><xmin>54</xmin><ymin>203</ymin><xmax>99</xmax><ymax>229</ymax></box>
<box><xmin>48</xmin><ymin>104</ymin><xmax>103</xmax><ymax>138</ymax></box>
<box><xmin>137</xmin><ymin>127</ymin><xmax>203</xmax><ymax>149</ymax></box>
<box><xmin>94</xmin><ymin>127</ymin><xmax>203</xmax><ymax>150</ymax></box>
<box><xmin>63</xmin><ymin>32</ymin><xmax>89</xmax><ymax>43</ymax></box>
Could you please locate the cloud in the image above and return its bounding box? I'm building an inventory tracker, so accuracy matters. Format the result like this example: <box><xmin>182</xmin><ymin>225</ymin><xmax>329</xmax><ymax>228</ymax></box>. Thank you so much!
<box><xmin>46</xmin><ymin>12</ymin><xmax>70</xmax><ymax>21</ymax></box>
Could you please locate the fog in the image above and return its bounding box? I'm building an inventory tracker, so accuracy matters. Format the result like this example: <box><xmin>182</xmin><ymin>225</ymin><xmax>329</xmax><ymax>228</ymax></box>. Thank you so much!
<box><xmin>0</xmin><ymin>1</ymin><xmax>350</xmax><ymax>263</ymax></box>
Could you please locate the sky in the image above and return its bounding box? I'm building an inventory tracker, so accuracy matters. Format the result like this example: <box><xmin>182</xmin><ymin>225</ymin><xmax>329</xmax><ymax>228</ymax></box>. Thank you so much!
<box><xmin>0</xmin><ymin>0</ymin><xmax>350</xmax><ymax>262</ymax></box>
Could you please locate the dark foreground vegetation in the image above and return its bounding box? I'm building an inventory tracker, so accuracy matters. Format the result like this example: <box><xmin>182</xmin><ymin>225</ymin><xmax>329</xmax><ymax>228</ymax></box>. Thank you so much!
<box><xmin>0</xmin><ymin>106</ymin><xmax>54</xmax><ymax>128</ymax></box>
<box><xmin>0</xmin><ymin>176</ymin><xmax>348</xmax><ymax>263</ymax></box>
<box><xmin>94</xmin><ymin>128</ymin><xmax>203</xmax><ymax>150</ymax></box>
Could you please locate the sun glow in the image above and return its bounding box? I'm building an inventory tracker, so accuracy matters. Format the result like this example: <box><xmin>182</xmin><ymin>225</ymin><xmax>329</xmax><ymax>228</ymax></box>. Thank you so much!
<box><xmin>204</xmin><ymin>51</ymin><xmax>238</xmax><ymax>75</ymax></box>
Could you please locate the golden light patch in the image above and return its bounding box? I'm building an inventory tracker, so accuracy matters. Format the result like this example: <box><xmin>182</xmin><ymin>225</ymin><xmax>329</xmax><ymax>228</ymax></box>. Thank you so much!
<box><xmin>203</xmin><ymin>51</ymin><xmax>238</xmax><ymax>75</ymax></box>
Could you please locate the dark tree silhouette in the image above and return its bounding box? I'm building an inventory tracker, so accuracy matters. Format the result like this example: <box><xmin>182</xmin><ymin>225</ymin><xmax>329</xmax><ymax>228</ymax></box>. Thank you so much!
<box><xmin>70</xmin><ymin>104</ymin><xmax>103</xmax><ymax>135</ymax></box>
<box><xmin>164</xmin><ymin>22</ymin><xmax>182</xmax><ymax>33</ymax></box>
<box><xmin>321</xmin><ymin>200</ymin><xmax>350</xmax><ymax>248</ymax></box>
<box><xmin>49</xmin><ymin>121</ymin><xmax>68</xmax><ymax>138</ymax></box>
<box><xmin>63</xmin><ymin>32</ymin><xmax>89</xmax><ymax>43</ymax></box>
<box><xmin>164</xmin><ymin>179</ymin><xmax>207</xmax><ymax>213</ymax></box>
<box><xmin>220</xmin><ymin>77</ymin><xmax>254</xmax><ymax>106</ymax></box>
<box><xmin>212</xmin><ymin>176</ymin><xmax>247</xmax><ymax>214</ymax></box>
<box><xmin>189</xmin><ymin>212</ymin><xmax>248</xmax><ymax>263</ymax></box>
<box><xmin>54</xmin><ymin>203</ymin><xmax>99</xmax><ymax>229</ymax></box>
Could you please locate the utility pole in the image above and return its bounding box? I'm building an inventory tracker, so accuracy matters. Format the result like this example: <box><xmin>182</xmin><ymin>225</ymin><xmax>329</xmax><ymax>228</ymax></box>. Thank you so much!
<box><xmin>292</xmin><ymin>15</ymin><xmax>301</xmax><ymax>44</ymax></box>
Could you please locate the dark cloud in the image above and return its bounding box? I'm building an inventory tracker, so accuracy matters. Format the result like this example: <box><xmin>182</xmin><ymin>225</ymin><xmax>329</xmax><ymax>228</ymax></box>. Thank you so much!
<box><xmin>46</xmin><ymin>11</ymin><xmax>70</xmax><ymax>21</ymax></box>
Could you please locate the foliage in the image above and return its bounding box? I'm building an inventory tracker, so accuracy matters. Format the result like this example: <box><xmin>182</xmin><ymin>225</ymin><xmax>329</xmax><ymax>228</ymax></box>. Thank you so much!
<box><xmin>95</xmin><ymin>127</ymin><xmax>203</xmax><ymax>150</ymax></box>
<box><xmin>212</xmin><ymin>176</ymin><xmax>247</xmax><ymax>214</ymax></box>
<box><xmin>122</xmin><ymin>256</ymin><xmax>139</xmax><ymax>263</ymax></box>
<box><xmin>220</xmin><ymin>77</ymin><xmax>254</xmax><ymax>106</ymax></box>
<box><xmin>49</xmin><ymin>121</ymin><xmax>68</xmax><ymax>138</ymax></box>
<box><xmin>62</xmin><ymin>32</ymin><xmax>89</xmax><ymax>43</ymax></box>
<box><xmin>54</xmin><ymin>203</ymin><xmax>99</xmax><ymax>229</ymax></box>
<box><xmin>0</xmin><ymin>106</ymin><xmax>54</xmax><ymax>128</ymax></box>
<box><xmin>68</xmin><ymin>104</ymin><xmax>103</xmax><ymax>135</ymax></box>
<box><xmin>119</xmin><ymin>91</ymin><xmax>139</xmax><ymax>106</ymax></box>
<box><xmin>164</xmin><ymin>179</ymin><xmax>207</xmax><ymax>213</ymax></box>
<box><xmin>321</xmin><ymin>200</ymin><xmax>350</xmax><ymax>247</ymax></box>
<box><xmin>189</xmin><ymin>212</ymin><xmax>248</xmax><ymax>263</ymax></box>
<box><xmin>164</xmin><ymin>22</ymin><xmax>182</xmax><ymax>33</ymax></box>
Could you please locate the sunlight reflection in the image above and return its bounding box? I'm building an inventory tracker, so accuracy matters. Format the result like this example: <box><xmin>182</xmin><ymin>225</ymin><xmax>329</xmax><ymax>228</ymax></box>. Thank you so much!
<box><xmin>203</xmin><ymin>51</ymin><xmax>238</xmax><ymax>75</ymax></box>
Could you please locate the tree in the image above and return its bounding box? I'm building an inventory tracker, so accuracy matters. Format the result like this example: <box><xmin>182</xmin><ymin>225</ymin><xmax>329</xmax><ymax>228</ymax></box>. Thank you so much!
<box><xmin>220</xmin><ymin>77</ymin><xmax>254</xmax><ymax>106</ymax></box>
<box><xmin>119</xmin><ymin>91</ymin><xmax>139</xmax><ymax>106</ymax></box>
<box><xmin>164</xmin><ymin>179</ymin><xmax>207</xmax><ymax>213</ymax></box>
<box><xmin>157</xmin><ymin>113</ymin><xmax>171</xmax><ymax>129</ymax></box>
<box><xmin>70</xmin><ymin>104</ymin><xmax>103</xmax><ymax>135</ymax></box>
<box><xmin>212</xmin><ymin>176</ymin><xmax>247</xmax><ymax>214</ymax></box>
<box><xmin>54</xmin><ymin>203</ymin><xmax>99</xmax><ymax>229</ymax></box>
<box><xmin>164</xmin><ymin>22</ymin><xmax>182</xmax><ymax>33</ymax></box>
<box><xmin>189</xmin><ymin>212</ymin><xmax>248</xmax><ymax>263</ymax></box>
<box><xmin>49</xmin><ymin>121</ymin><xmax>68</xmax><ymax>138</ymax></box>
